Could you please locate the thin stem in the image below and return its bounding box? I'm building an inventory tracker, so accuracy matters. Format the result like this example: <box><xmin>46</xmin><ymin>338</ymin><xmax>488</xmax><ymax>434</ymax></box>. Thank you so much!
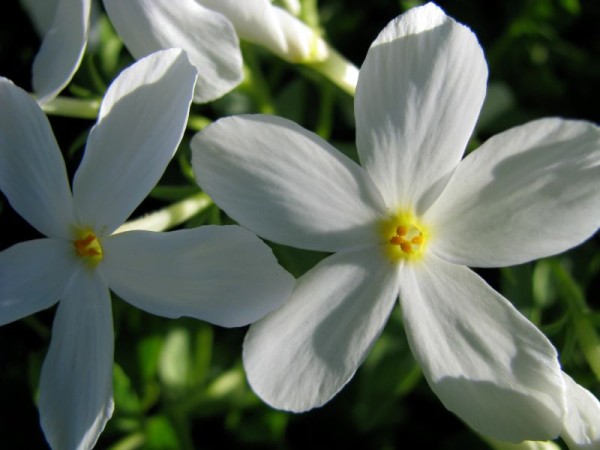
<box><xmin>41</xmin><ymin>96</ymin><xmax>101</xmax><ymax>119</ymax></box>
<box><xmin>114</xmin><ymin>192</ymin><xmax>213</xmax><ymax>234</ymax></box>
<box><xmin>304</xmin><ymin>47</ymin><xmax>358</xmax><ymax>96</ymax></box>
<box><xmin>480</xmin><ymin>435</ymin><xmax>560</xmax><ymax>450</ymax></box>
<box><xmin>315</xmin><ymin>82</ymin><xmax>334</xmax><ymax>139</ymax></box>
<box><xmin>300</xmin><ymin>0</ymin><xmax>320</xmax><ymax>29</ymax></box>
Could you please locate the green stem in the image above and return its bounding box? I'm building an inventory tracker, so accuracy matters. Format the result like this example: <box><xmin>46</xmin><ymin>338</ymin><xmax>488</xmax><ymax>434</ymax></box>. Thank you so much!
<box><xmin>550</xmin><ymin>260</ymin><xmax>600</xmax><ymax>379</ymax></box>
<box><xmin>315</xmin><ymin>82</ymin><xmax>334</xmax><ymax>139</ymax></box>
<box><xmin>480</xmin><ymin>435</ymin><xmax>560</xmax><ymax>450</ymax></box>
<box><xmin>304</xmin><ymin>47</ymin><xmax>358</xmax><ymax>96</ymax></box>
<box><xmin>300</xmin><ymin>0</ymin><xmax>320</xmax><ymax>29</ymax></box>
<box><xmin>41</xmin><ymin>96</ymin><xmax>101</xmax><ymax>119</ymax></box>
<box><xmin>114</xmin><ymin>192</ymin><xmax>213</xmax><ymax>234</ymax></box>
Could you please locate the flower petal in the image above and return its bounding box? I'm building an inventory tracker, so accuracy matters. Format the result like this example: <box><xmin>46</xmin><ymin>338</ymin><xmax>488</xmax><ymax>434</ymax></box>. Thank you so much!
<box><xmin>270</xmin><ymin>6</ymin><xmax>329</xmax><ymax>61</ymax></box>
<box><xmin>243</xmin><ymin>246</ymin><xmax>400</xmax><ymax>411</ymax></box>
<box><xmin>103</xmin><ymin>0</ymin><xmax>242</xmax><ymax>103</ymax></box>
<box><xmin>561</xmin><ymin>372</ymin><xmax>600</xmax><ymax>449</ymax></box>
<box><xmin>0</xmin><ymin>238</ymin><xmax>77</xmax><ymax>326</ymax></box>
<box><xmin>197</xmin><ymin>0</ymin><xmax>287</xmax><ymax>56</ymax></box>
<box><xmin>72</xmin><ymin>49</ymin><xmax>196</xmax><ymax>236</ymax></box>
<box><xmin>191</xmin><ymin>115</ymin><xmax>386</xmax><ymax>252</ymax></box>
<box><xmin>101</xmin><ymin>226</ymin><xmax>294</xmax><ymax>327</ymax></box>
<box><xmin>425</xmin><ymin>118</ymin><xmax>600</xmax><ymax>267</ymax></box>
<box><xmin>32</xmin><ymin>0</ymin><xmax>91</xmax><ymax>104</ymax></box>
<box><xmin>39</xmin><ymin>268</ymin><xmax>114</xmax><ymax>450</ymax></box>
<box><xmin>398</xmin><ymin>255</ymin><xmax>565</xmax><ymax>442</ymax></box>
<box><xmin>199</xmin><ymin>0</ymin><xmax>326</xmax><ymax>62</ymax></box>
<box><xmin>20</xmin><ymin>0</ymin><xmax>59</xmax><ymax>36</ymax></box>
<box><xmin>0</xmin><ymin>78</ymin><xmax>75</xmax><ymax>238</ymax></box>
<box><xmin>355</xmin><ymin>3</ymin><xmax>487</xmax><ymax>212</ymax></box>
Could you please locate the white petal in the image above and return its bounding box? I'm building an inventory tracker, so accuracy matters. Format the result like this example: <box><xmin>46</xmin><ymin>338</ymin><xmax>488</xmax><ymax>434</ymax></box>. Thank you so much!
<box><xmin>398</xmin><ymin>255</ymin><xmax>565</xmax><ymax>442</ymax></box>
<box><xmin>39</xmin><ymin>269</ymin><xmax>114</xmax><ymax>450</ymax></box>
<box><xmin>0</xmin><ymin>78</ymin><xmax>75</xmax><ymax>238</ymax></box>
<box><xmin>103</xmin><ymin>0</ymin><xmax>242</xmax><ymax>103</ymax></box>
<box><xmin>20</xmin><ymin>0</ymin><xmax>59</xmax><ymax>36</ymax></box>
<box><xmin>191</xmin><ymin>115</ymin><xmax>386</xmax><ymax>252</ymax></box>
<box><xmin>200</xmin><ymin>0</ymin><xmax>326</xmax><ymax>62</ymax></box>
<box><xmin>101</xmin><ymin>226</ymin><xmax>294</xmax><ymax>327</ymax></box>
<box><xmin>32</xmin><ymin>0</ymin><xmax>91</xmax><ymax>104</ymax></box>
<box><xmin>197</xmin><ymin>0</ymin><xmax>287</xmax><ymax>56</ymax></box>
<box><xmin>561</xmin><ymin>372</ymin><xmax>600</xmax><ymax>449</ymax></box>
<box><xmin>270</xmin><ymin>6</ymin><xmax>329</xmax><ymax>61</ymax></box>
<box><xmin>0</xmin><ymin>239</ymin><xmax>77</xmax><ymax>326</ymax></box>
<box><xmin>425</xmin><ymin>118</ymin><xmax>600</xmax><ymax>267</ymax></box>
<box><xmin>73</xmin><ymin>49</ymin><xmax>196</xmax><ymax>236</ymax></box>
<box><xmin>243</xmin><ymin>247</ymin><xmax>400</xmax><ymax>411</ymax></box>
<box><xmin>355</xmin><ymin>3</ymin><xmax>487</xmax><ymax>212</ymax></box>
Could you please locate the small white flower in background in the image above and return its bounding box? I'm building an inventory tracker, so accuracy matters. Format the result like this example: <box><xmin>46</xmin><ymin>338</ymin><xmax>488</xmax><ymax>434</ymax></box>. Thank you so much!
<box><xmin>19</xmin><ymin>0</ymin><xmax>91</xmax><ymax>104</ymax></box>
<box><xmin>191</xmin><ymin>2</ymin><xmax>600</xmax><ymax>444</ymax></box>
<box><xmin>103</xmin><ymin>0</ymin><xmax>329</xmax><ymax>103</ymax></box>
<box><xmin>0</xmin><ymin>49</ymin><xmax>293</xmax><ymax>449</ymax></box>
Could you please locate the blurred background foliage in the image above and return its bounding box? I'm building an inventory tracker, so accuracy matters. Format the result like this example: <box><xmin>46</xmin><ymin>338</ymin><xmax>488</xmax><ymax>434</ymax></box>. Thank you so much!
<box><xmin>0</xmin><ymin>0</ymin><xmax>599</xmax><ymax>448</ymax></box>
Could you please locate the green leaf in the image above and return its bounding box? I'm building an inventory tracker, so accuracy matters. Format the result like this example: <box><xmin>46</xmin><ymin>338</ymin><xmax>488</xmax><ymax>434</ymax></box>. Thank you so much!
<box><xmin>144</xmin><ymin>415</ymin><xmax>181</xmax><ymax>450</ymax></box>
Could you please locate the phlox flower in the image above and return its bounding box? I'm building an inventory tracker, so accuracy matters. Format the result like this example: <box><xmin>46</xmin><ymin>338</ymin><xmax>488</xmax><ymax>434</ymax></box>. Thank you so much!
<box><xmin>103</xmin><ymin>0</ymin><xmax>330</xmax><ymax>103</ymax></box>
<box><xmin>20</xmin><ymin>0</ymin><xmax>92</xmax><ymax>104</ymax></box>
<box><xmin>0</xmin><ymin>49</ymin><xmax>293</xmax><ymax>449</ymax></box>
<box><xmin>190</xmin><ymin>3</ymin><xmax>600</xmax><ymax>443</ymax></box>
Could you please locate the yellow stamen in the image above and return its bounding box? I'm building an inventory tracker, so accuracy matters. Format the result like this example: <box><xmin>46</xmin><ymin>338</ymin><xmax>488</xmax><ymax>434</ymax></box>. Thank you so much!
<box><xmin>380</xmin><ymin>211</ymin><xmax>428</xmax><ymax>262</ymax></box>
<box><xmin>411</xmin><ymin>235</ymin><xmax>424</xmax><ymax>245</ymax></box>
<box><xmin>73</xmin><ymin>230</ymin><xmax>103</xmax><ymax>266</ymax></box>
<box><xmin>396</xmin><ymin>225</ymin><xmax>408</xmax><ymax>236</ymax></box>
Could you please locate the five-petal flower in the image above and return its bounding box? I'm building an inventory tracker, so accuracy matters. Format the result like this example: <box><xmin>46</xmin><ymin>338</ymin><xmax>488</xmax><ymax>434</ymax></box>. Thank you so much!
<box><xmin>103</xmin><ymin>0</ymin><xmax>329</xmax><ymax>103</ymax></box>
<box><xmin>0</xmin><ymin>48</ymin><xmax>293</xmax><ymax>449</ymax></box>
<box><xmin>191</xmin><ymin>3</ymin><xmax>600</xmax><ymax>443</ymax></box>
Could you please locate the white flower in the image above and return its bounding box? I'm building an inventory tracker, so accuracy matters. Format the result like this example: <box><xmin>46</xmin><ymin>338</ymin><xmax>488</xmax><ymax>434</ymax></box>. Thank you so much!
<box><xmin>20</xmin><ymin>0</ymin><xmax>92</xmax><ymax>104</ymax></box>
<box><xmin>190</xmin><ymin>3</ymin><xmax>600</xmax><ymax>443</ymax></box>
<box><xmin>0</xmin><ymin>49</ymin><xmax>293</xmax><ymax>449</ymax></box>
<box><xmin>560</xmin><ymin>373</ymin><xmax>600</xmax><ymax>449</ymax></box>
<box><xmin>102</xmin><ymin>0</ymin><xmax>329</xmax><ymax>103</ymax></box>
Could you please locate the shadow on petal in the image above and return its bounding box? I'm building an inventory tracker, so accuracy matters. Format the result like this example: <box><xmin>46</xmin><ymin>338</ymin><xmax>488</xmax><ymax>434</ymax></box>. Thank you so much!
<box><xmin>434</xmin><ymin>376</ymin><xmax>561</xmax><ymax>443</ymax></box>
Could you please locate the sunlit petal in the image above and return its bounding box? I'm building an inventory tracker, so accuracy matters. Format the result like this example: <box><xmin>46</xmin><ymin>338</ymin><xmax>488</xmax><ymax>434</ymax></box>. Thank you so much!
<box><xmin>73</xmin><ymin>49</ymin><xmax>196</xmax><ymax>236</ymax></box>
<box><xmin>102</xmin><ymin>226</ymin><xmax>294</xmax><ymax>327</ymax></box>
<box><xmin>398</xmin><ymin>255</ymin><xmax>565</xmax><ymax>442</ymax></box>
<box><xmin>192</xmin><ymin>115</ymin><xmax>386</xmax><ymax>252</ymax></box>
<box><xmin>270</xmin><ymin>6</ymin><xmax>328</xmax><ymax>61</ymax></box>
<box><xmin>0</xmin><ymin>78</ymin><xmax>75</xmax><ymax>238</ymax></box>
<box><xmin>197</xmin><ymin>0</ymin><xmax>287</xmax><ymax>56</ymax></box>
<box><xmin>103</xmin><ymin>0</ymin><xmax>241</xmax><ymax>103</ymax></box>
<box><xmin>39</xmin><ymin>268</ymin><xmax>114</xmax><ymax>450</ymax></box>
<box><xmin>425</xmin><ymin>118</ymin><xmax>600</xmax><ymax>267</ymax></box>
<box><xmin>355</xmin><ymin>3</ymin><xmax>487</xmax><ymax>212</ymax></box>
<box><xmin>244</xmin><ymin>247</ymin><xmax>399</xmax><ymax>411</ymax></box>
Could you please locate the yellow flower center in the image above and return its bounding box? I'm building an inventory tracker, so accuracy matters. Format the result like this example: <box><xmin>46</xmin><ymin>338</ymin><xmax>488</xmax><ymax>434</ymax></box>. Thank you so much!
<box><xmin>73</xmin><ymin>229</ymin><xmax>103</xmax><ymax>267</ymax></box>
<box><xmin>380</xmin><ymin>211</ymin><xmax>428</xmax><ymax>262</ymax></box>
